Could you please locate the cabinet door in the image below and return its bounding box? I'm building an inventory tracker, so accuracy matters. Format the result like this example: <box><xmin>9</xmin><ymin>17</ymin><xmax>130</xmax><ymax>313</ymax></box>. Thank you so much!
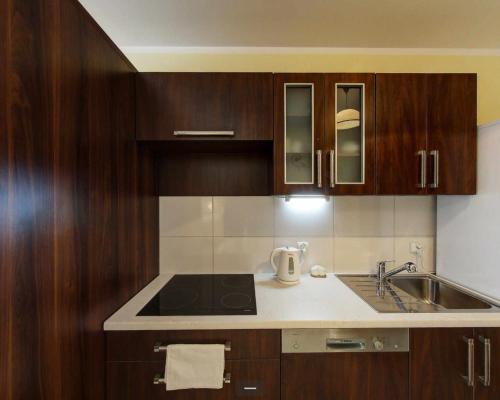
<box><xmin>281</xmin><ymin>352</ymin><xmax>409</xmax><ymax>400</ymax></box>
<box><xmin>325</xmin><ymin>73</ymin><xmax>375</xmax><ymax>194</ymax></box>
<box><xmin>475</xmin><ymin>328</ymin><xmax>500</xmax><ymax>400</ymax></box>
<box><xmin>410</xmin><ymin>328</ymin><xmax>474</xmax><ymax>400</ymax></box>
<box><xmin>427</xmin><ymin>74</ymin><xmax>477</xmax><ymax>194</ymax></box>
<box><xmin>376</xmin><ymin>74</ymin><xmax>428</xmax><ymax>195</ymax></box>
<box><xmin>107</xmin><ymin>359</ymin><xmax>280</xmax><ymax>400</ymax></box>
<box><xmin>274</xmin><ymin>74</ymin><xmax>325</xmax><ymax>195</ymax></box>
<box><xmin>136</xmin><ymin>73</ymin><xmax>273</xmax><ymax>141</ymax></box>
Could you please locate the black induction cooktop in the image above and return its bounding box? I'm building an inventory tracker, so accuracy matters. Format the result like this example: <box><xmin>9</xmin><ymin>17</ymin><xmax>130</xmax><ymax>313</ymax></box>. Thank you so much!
<box><xmin>137</xmin><ymin>274</ymin><xmax>257</xmax><ymax>316</ymax></box>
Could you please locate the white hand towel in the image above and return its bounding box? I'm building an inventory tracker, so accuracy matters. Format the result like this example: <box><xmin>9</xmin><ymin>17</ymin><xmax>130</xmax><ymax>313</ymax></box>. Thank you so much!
<box><xmin>165</xmin><ymin>344</ymin><xmax>225</xmax><ymax>391</ymax></box>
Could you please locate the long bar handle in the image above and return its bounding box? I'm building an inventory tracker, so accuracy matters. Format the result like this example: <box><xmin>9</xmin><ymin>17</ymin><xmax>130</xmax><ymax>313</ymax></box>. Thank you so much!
<box><xmin>316</xmin><ymin>150</ymin><xmax>322</xmax><ymax>188</ymax></box>
<box><xmin>461</xmin><ymin>336</ymin><xmax>474</xmax><ymax>387</ymax></box>
<box><xmin>173</xmin><ymin>130</ymin><xmax>234</xmax><ymax>136</ymax></box>
<box><xmin>416</xmin><ymin>150</ymin><xmax>427</xmax><ymax>189</ymax></box>
<box><xmin>154</xmin><ymin>372</ymin><xmax>231</xmax><ymax>385</ymax></box>
<box><xmin>326</xmin><ymin>338</ymin><xmax>365</xmax><ymax>351</ymax></box>
<box><xmin>479</xmin><ymin>336</ymin><xmax>491</xmax><ymax>387</ymax></box>
<box><xmin>329</xmin><ymin>150</ymin><xmax>335</xmax><ymax>188</ymax></box>
<box><xmin>154</xmin><ymin>341</ymin><xmax>231</xmax><ymax>353</ymax></box>
<box><xmin>429</xmin><ymin>150</ymin><xmax>439</xmax><ymax>188</ymax></box>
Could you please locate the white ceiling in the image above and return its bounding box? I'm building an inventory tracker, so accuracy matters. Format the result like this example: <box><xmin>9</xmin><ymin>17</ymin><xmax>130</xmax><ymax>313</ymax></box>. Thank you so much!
<box><xmin>79</xmin><ymin>0</ymin><xmax>500</xmax><ymax>50</ymax></box>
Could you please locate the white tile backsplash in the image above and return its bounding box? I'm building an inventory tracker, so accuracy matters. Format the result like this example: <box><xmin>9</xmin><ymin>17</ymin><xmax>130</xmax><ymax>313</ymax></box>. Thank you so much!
<box><xmin>395</xmin><ymin>237</ymin><xmax>435</xmax><ymax>273</ymax></box>
<box><xmin>333</xmin><ymin>237</ymin><xmax>395</xmax><ymax>274</ymax></box>
<box><xmin>213</xmin><ymin>196</ymin><xmax>274</xmax><ymax>237</ymax></box>
<box><xmin>334</xmin><ymin>196</ymin><xmax>394</xmax><ymax>237</ymax></box>
<box><xmin>274</xmin><ymin>196</ymin><xmax>334</xmax><ymax>237</ymax></box>
<box><xmin>159</xmin><ymin>196</ymin><xmax>436</xmax><ymax>275</ymax></box>
<box><xmin>159</xmin><ymin>237</ymin><xmax>213</xmax><ymax>274</ymax></box>
<box><xmin>213</xmin><ymin>237</ymin><xmax>274</xmax><ymax>273</ymax></box>
<box><xmin>395</xmin><ymin>196</ymin><xmax>436</xmax><ymax>236</ymax></box>
<box><xmin>274</xmin><ymin>237</ymin><xmax>334</xmax><ymax>272</ymax></box>
<box><xmin>160</xmin><ymin>196</ymin><xmax>212</xmax><ymax>237</ymax></box>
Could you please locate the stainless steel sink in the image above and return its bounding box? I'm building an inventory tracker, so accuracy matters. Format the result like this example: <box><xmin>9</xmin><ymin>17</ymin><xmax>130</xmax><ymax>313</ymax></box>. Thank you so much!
<box><xmin>388</xmin><ymin>276</ymin><xmax>492</xmax><ymax>309</ymax></box>
<box><xmin>338</xmin><ymin>274</ymin><xmax>500</xmax><ymax>313</ymax></box>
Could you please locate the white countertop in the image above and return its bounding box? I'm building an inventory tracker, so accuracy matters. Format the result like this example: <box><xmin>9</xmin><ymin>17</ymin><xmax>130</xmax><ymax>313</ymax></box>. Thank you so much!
<box><xmin>104</xmin><ymin>273</ymin><xmax>500</xmax><ymax>331</ymax></box>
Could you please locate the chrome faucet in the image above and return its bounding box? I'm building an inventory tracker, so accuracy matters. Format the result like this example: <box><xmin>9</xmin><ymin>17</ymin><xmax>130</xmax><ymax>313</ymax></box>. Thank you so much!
<box><xmin>376</xmin><ymin>260</ymin><xmax>417</xmax><ymax>283</ymax></box>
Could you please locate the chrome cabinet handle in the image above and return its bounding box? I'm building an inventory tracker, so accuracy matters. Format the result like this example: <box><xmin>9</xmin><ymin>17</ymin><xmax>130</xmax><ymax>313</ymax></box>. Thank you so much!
<box><xmin>329</xmin><ymin>150</ymin><xmax>335</xmax><ymax>188</ymax></box>
<box><xmin>326</xmin><ymin>338</ymin><xmax>366</xmax><ymax>350</ymax></box>
<box><xmin>316</xmin><ymin>150</ymin><xmax>322</xmax><ymax>188</ymax></box>
<box><xmin>173</xmin><ymin>130</ymin><xmax>234</xmax><ymax>136</ymax></box>
<box><xmin>416</xmin><ymin>150</ymin><xmax>427</xmax><ymax>189</ymax></box>
<box><xmin>429</xmin><ymin>150</ymin><xmax>439</xmax><ymax>188</ymax></box>
<box><xmin>479</xmin><ymin>336</ymin><xmax>491</xmax><ymax>387</ymax></box>
<box><xmin>461</xmin><ymin>337</ymin><xmax>475</xmax><ymax>387</ymax></box>
<box><xmin>154</xmin><ymin>341</ymin><xmax>231</xmax><ymax>352</ymax></box>
<box><xmin>154</xmin><ymin>372</ymin><xmax>231</xmax><ymax>385</ymax></box>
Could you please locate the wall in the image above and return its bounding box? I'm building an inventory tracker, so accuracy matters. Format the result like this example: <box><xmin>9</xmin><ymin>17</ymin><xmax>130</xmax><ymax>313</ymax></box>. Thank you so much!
<box><xmin>125</xmin><ymin>50</ymin><xmax>500</xmax><ymax>126</ymax></box>
<box><xmin>0</xmin><ymin>1</ymin><xmax>157</xmax><ymax>400</ymax></box>
<box><xmin>437</xmin><ymin>121</ymin><xmax>500</xmax><ymax>301</ymax></box>
<box><xmin>159</xmin><ymin>196</ymin><xmax>436</xmax><ymax>275</ymax></box>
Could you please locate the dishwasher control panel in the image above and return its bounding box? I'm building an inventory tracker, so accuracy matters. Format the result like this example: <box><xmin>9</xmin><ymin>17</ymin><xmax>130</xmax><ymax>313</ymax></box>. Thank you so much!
<box><xmin>282</xmin><ymin>328</ymin><xmax>409</xmax><ymax>353</ymax></box>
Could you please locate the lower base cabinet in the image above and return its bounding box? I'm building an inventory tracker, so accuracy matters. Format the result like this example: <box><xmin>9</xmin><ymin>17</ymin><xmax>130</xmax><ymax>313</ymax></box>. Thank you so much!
<box><xmin>281</xmin><ymin>353</ymin><xmax>409</xmax><ymax>400</ymax></box>
<box><xmin>410</xmin><ymin>328</ymin><xmax>500</xmax><ymax>400</ymax></box>
<box><xmin>106</xmin><ymin>328</ymin><xmax>500</xmax><ymax>400</ymax></box>
<box><xmin>475</xmin><ymin>328</ymin><xmax>500</xmax><ymax>400</ymax></box>
<box><xmin>107</xmin><ymin>359</ymin><xmax>280</xmax><ymax>400</ymax></box>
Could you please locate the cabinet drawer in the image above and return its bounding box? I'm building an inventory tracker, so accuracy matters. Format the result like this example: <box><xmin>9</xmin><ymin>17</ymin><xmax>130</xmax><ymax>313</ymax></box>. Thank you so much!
<box><xmin>106</xmin><ymin>330</ymin><xmax>280</xmax><ymax>362</ymax></box>
<box><xmin>107</xmin><ymin>359</ymin><xmax>280</xmax><ymax>400</ymax></box>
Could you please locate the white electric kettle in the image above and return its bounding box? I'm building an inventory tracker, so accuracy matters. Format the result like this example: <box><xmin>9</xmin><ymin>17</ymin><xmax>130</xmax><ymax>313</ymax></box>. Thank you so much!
<box><xmin>270</xmin><ymin>245</ymin><xmax>305</xmax><ymax>284</ymax></box>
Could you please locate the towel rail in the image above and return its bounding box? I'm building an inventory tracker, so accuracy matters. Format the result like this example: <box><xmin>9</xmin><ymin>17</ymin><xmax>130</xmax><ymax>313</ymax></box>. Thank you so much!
<box><xmin>153</xmin><ymin>341</ymin><xmax>231</xmax><ymax>353</ymax></box>
<box><xmin>153</xmin><ymin>372</ymin><xmax>231</xmax><ymax>385</ymax></box>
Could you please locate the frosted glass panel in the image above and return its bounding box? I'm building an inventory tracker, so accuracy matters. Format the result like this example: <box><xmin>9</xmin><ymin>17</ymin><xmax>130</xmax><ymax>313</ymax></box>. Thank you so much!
<box><xmin>285</xmin><ymin>85</ymin><xmax>313</xmax><ymax>184</ymax></box>
<box><xmin>336</xmin><ymin>84</ymin><xmax>364</xmax><ymax>184</ymax></box>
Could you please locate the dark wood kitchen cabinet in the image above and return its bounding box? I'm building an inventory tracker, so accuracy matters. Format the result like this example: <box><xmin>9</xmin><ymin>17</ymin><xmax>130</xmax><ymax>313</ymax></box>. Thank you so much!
<box><xmin>475</xmin><ymin>328</ymin><xmax>500</xmax><ymax>400</ymax></box>
<box><xmin>281</xmin><ymin>352</ymin><xmax>409</xmax><ymax>400</ymax></box>
<box><xmin>274</xmin><ymin>73</ymin><xmax>326</xmax><ymax>195</ymax></box>
<box><xmin>410</xmin><ymin>328</ymin><xmax>475</xmax><ymax>400</ymax></box>
<box><xmin>136</xmin><ymin>73</ymin><xmax>273</xmax><ymax>141</ymax></box>
<box><xmin>274</xmin><ymin>73</ymin><xmax>375</xmax><ymax>195</ymax></box>
<box><xmin>411</xmin><ymin>328</ymin><xmax>500</xmax><ymax>400</ymax></box>
<box><xmin>376</xmin><ymin>73</ymin><xmax>477</xmax><ymax>195</ymax></box>
<box><xmin>325</xmin><ymin>73</ymin><xmax>376</xmax><ymax>195</ymax></box>
<box><xmin>106</xmin><ymin>330</ymin><xmax>280</xmax><ymax>400</ymax></box>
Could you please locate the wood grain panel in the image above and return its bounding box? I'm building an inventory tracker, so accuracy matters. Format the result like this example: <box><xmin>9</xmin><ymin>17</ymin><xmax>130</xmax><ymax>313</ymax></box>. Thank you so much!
<box><xmin>427</xmin><ymin>74</ymin><xmax>477</xmax><ymax>194</ymax></box>
<box><xmin>158</xmin><ymin>150</ymin><xmax>273</xmax><ymax>196</ymax></box>
<box><xmin>475</xmin><ymin>328</ymin><xmax>500</xmax><ymax>400</ymax></box>
<box><xmin>376</xmin><ymin>74</ymin><xmax>428</xmax><ymax>195</ymax></box>
<box><xmin>281</xmin><ymin>352</ymin><xmax>409</xmax><ymax>400</ymax></box>
<box><xmin>136</xmin><ymin>73</ymin><xmax>274</xmax><ymax>141</ymax></box>
<box><xmin>410</xmin><ymin>328</ymin><xmax>474</xmax><ymax>400</ymax></box>
<box><xmin>107</xmin><ymin>330</ymin><xmax>281</xmax><ymax>362</ymax></box>
<box><xmin>0</xmin><ymin>1</ymin><xmax>157</xmax><ymax>400</ymax></box>
<box><xmin>107</xmin><ymin>359</ymin><xmax>280</xmax><ymax>400</ymax></box>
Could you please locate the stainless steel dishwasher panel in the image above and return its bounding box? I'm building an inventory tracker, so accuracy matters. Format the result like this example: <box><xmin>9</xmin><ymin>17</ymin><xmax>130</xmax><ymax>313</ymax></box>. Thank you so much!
<box><xmin>282</xmin><ymin>328</ymin><xmax>409</xmax><ymax>353</ymax></box>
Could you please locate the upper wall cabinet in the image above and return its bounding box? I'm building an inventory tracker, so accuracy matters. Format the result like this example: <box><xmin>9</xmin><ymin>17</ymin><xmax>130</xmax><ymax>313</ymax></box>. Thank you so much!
<box><xmin>376</xmin><ymin>73</ymin><xmax>477</xmax><ymax>195</ymax></box>
<box><xmin>274</xmin><ymin>74</ymin><xmax>325</xmax><ymax>195</ymax></box>
<box><xmin>325</xmin><ymin>74</ymin><xmax>375</xmax><ymax>195</ymax></box>
<box><xmin>274</xmin><ymin>73</ymin><xmax>375</xmax><ymax>195</ymax></box>
<box><xmin>136</xmin><ymin>73</ymin><xmax>273</xmax><ymax>141</ymax></box>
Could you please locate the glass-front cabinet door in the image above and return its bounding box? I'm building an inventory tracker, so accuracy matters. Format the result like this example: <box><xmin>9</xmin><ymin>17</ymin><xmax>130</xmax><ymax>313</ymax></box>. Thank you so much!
<box><xmin>274</xmin><ymin>74</ymin><xmax>325</xmax><ymax>194</ymax></box>
<box><xmin>325</xmin><ymin>74</ymin><xmax>375</xmax><ymax>194</ymax></box>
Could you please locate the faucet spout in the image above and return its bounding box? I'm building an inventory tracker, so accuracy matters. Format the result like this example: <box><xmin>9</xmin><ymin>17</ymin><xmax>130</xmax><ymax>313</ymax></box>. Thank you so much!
<box><xmin>377</xmin><ymin>261</ymin><xmax>417</xmax><ymax>283</ymax></box>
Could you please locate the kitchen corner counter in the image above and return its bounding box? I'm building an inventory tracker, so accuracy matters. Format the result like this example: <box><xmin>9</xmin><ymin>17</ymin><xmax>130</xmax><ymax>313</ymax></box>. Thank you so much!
<box><xmin>104</xmin><ymin>273</ymin><xmax>500</xmax><ymax>331</ymax></box>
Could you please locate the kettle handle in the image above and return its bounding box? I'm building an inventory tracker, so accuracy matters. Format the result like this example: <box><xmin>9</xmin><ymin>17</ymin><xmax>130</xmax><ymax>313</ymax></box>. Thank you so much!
<box><xmin>270</xmin><ymin>248</ymin><xmax>281</xmax><ymax>272</ymax></box>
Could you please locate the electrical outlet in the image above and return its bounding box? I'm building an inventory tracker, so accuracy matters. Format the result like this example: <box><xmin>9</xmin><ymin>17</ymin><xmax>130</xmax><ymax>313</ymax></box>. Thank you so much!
<box><xmin>410</xmin><ymin>242</ymin><xmax>423</xmax><ymax>255</ymax></box>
